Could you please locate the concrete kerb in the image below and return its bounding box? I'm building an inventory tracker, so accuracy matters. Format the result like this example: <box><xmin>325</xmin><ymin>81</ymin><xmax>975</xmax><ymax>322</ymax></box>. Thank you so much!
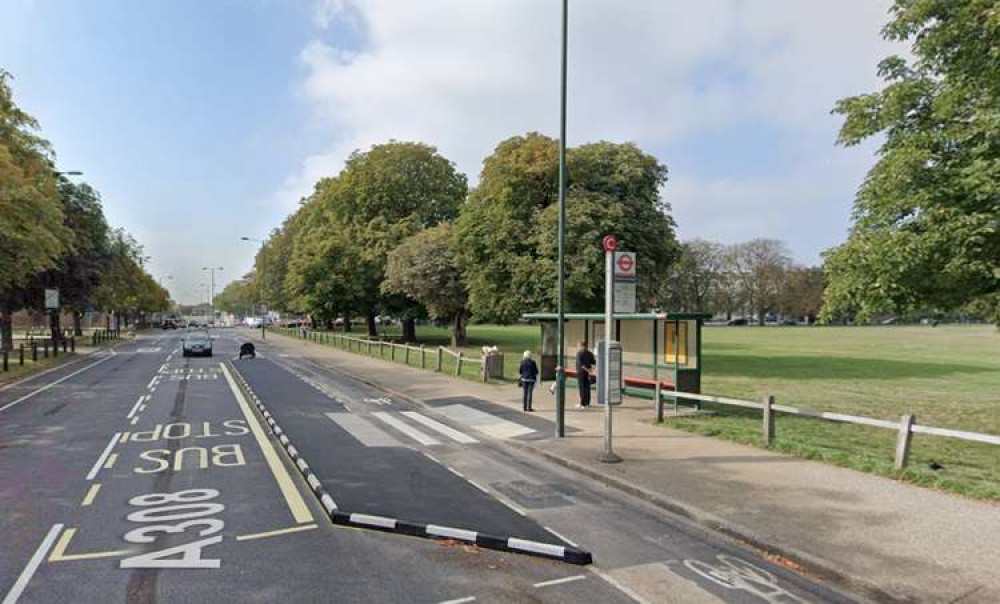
<box><xmin>225</xmin><ymin>361</ymin><xmax>592</xmax><ymax>566</ymax></box>
<box><xmin>309</xmin><ymin>357</ymin><xmax>901</xmax><ymax>604</ymax></box>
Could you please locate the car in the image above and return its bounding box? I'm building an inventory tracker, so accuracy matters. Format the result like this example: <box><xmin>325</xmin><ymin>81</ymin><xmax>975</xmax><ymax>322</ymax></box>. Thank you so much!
<box><xmin>182</xmin><ymin>333</ymin><xmax>213</xmax><ymax>357</ymax></box>
<box><xmin>161</xmin><ymin>320</ymin><xmax>177</xmax><ymax>330</ymax></box>
<box><xmin>726</xmin><ymin>318</ymin><xmax>749</xmax><ymax>326</ymax></box>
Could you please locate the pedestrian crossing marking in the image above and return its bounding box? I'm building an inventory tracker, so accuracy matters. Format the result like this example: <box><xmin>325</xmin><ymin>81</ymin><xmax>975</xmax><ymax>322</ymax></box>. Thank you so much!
<box><xmin>434</xmin><ymin>404</ymin><xmax>535</xmax><ymax>440</ymax></box>
<box><xmin>372</xmin><ymin>412</ymin><xmax>441</xmax><ymax>446</ymax></box>
<box><xmin>325</xmin><ymin>412</ymin><xmax>402</xmax><ymax>447</ymax></box>
<box><xmin>401</xmin><ymin>412</ymin><xmax>478</xmax><ymax>444</ymax></box>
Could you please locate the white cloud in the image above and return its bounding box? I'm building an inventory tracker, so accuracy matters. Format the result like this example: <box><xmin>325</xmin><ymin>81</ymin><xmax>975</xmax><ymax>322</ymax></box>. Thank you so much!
<box><xmin>277</xmin><ymin>0</ymin><xmax>901</xmax><ymax>260</ymax></box>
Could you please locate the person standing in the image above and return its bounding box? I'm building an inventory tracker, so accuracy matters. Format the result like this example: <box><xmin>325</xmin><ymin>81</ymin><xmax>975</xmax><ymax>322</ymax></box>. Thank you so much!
<box><xmin>518</xmin><ymin>351</ymin><xmax>539</xmax><ymax>412</ymax></box>
<box><xmin>575</xmin><ymin>341</ymin><xmax>596</xmax><ymax>408</ymax></box>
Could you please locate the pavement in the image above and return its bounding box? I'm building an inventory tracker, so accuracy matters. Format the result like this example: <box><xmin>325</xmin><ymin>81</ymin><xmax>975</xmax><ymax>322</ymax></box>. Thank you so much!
<box><xmin>244</xmin><ymin>327</ymin><xmax>1000</xmax><ymax>604</ymax></box>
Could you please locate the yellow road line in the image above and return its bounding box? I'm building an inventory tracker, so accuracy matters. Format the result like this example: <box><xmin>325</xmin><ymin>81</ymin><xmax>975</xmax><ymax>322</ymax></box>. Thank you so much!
<box><xmin>102</xmin><ymin>453</ymin><xmax>117</xmax><ymax>469</ymax></box>
<box><xmin>235</xmin><ymin>523</ymin><xmax>318</xmax><ymax>541</ymax></box>
<box><xmin>220</xmin><ymin>363</ymin><xmax>313</xmax><ymax>524</ymax></box>
<box><xmin>81</xmin><ymin>484</ymin><xmax>101</xmax><ymax>506</ymax></box>
<box><xmin>48</xmin><ymin>528</ymin><xmax>132</xmax><ymax>562</ymax></box>
<box><xmin>119</xmin><ymin>432</ymin><xmax>130</xmax><ymax>444</ymax></box>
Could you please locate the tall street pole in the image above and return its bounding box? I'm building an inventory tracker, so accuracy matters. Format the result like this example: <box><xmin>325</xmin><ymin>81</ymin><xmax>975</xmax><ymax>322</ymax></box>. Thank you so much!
<box><xmin>203</xmin><ymin>267</ymin><xmax>223</xmax><ymax>325</ymax></box>
<box><xmin>241</xmin><ymin>237</ymin><xmax>266</xmax><ymax>340</ymax></box>
<box><xmin>555</xmin><ymin>0</ymin><xmax>569</xmax><ymax>438</ymax></box>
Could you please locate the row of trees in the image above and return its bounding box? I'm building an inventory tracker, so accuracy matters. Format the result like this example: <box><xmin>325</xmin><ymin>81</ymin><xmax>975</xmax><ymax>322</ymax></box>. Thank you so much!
<box><xmin>660</xmin><ymin>239</ymin><xmax>825</xmax><ymax>323</ymax></box>
<box><xmin>217</xmin><ymin>134</ymin><xmax>680</xmax><ymax>345</ymax></box>
<box><xmin>0</xmin><ymin>70</ymin><xmax>169</xmax><ymax>349</ymax></box>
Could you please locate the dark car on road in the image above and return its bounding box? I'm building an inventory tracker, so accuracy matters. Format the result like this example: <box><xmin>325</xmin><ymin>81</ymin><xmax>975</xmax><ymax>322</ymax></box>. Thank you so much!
<box><xmin>727</xmin><ymin>318</ymin><xmax>749</xmax><ymax>326</ymax></box>
<box><xmin>182</xmin><ymin>332</ymin><xmax>213</xmax><ymax>357</ymax></box>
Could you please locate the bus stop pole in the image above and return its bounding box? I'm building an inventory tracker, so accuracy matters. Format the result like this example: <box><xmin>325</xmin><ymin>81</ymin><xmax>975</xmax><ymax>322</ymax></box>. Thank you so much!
<box><xmin>554</xmin><ymin>0</ymin><xmax>568</xmax><ymax>439</ymax></box>
<box><xmin>599</xmin><ymin>244</ymin><xmax>622</xmax><ymax>463</ymax></box>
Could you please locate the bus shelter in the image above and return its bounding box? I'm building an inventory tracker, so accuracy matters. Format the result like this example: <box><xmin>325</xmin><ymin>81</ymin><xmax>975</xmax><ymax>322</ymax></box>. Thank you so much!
<box><xmin>522</xmin><ymin>312</ymin><xmax>711</xmax><ymax>401</ymax></box>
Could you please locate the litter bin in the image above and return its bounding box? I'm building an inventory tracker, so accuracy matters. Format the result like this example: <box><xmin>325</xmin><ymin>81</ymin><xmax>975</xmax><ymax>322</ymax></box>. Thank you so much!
<box><xmin>483</xmin><ymin>350</ymin><xmax>504</xmax><ymax>381</ymax></box>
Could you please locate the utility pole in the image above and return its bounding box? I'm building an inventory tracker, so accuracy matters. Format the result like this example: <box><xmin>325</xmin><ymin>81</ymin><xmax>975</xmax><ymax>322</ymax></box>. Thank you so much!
<box><xmin>241</xmin><ymin>237</ymin><xmax>266</xmax><ymax>340</ymax></box>
<box><xmin>555</xmin><ymin>0</ymin><xmax>569</xmax><ymax>438</ymax></box>
<box><xmin>202</xmin><ymin>266</ymin><xmax>223</xmax><ymax>325</ymax></box>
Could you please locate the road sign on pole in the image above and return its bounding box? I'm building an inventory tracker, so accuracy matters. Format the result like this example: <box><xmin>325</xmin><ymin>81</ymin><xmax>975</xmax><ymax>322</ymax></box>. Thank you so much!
<box><xmin>44</xmin><ymin>289</ymin><xmax>59</xmax><ymax>310</ymax></box>
<box><xmin>613</xmin><ymin>252</ymin><xmax>637</xmax><ymax>313</ymax></box>
<box><xmin>599</xmin><ymin>239</ymin><xmax>623</xmax><ymax>463</ymax></box>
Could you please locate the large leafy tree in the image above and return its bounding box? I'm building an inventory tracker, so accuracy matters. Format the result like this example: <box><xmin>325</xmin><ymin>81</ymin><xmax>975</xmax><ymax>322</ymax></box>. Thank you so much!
<box><xmin>0</xmin><ymin>70</ymin><xmax>67</xmax><ymax>349</ymax></box>
<box><xmin>288</xmin><ymin>142</ymin><xmax>467</xmax><ymax>335</ymax></box>
<box><xmin>383</xmin><ymin>223</ymin><xmax>468</xmax><ymax>346</ymax></box>
<box><xmin>455</xmin><ymin>134</ymin><xmax>679</xmax><ymax>322</ymax></box>
<box><xmin>822</xmin><ymin>0</ymin><xmax>1000</xmax><ymax>325</ymax></box>
<box><xmin>657</xmin><ymin>239</ymin><xmax>726</xmax><ymax>313</ymax></box>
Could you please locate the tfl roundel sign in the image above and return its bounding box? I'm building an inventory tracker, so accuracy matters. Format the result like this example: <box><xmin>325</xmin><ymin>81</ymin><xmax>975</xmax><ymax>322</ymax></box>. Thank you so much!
<box><xmin>613</xmin><ymin>251</ymin><xmax>637</xmax><ymax>279</ymax></box>
<box><xmin>602</xmin><ymin>235</ymin><xmax>618</xmax><ymax>252</ymax></box>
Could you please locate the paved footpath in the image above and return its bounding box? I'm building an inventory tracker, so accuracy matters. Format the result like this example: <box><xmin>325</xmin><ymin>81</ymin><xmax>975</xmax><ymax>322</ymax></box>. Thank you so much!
<box><xmin>246</xmin><ymin>328</ymin><xmax>1000</xmax><ymax>604</ymax></box>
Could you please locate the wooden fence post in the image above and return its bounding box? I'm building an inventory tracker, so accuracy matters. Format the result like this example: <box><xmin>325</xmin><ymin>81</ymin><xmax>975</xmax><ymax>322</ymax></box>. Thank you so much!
<box><xmin>420</xmin><ymin>345</ymin><xmax>426</xmax><ymax>368</ymax></box>
<box><xmin>762</xmin><ymin>395</ymin><xmax>775</xmax><ymax>446</ymax></box>
<box><xmin>436</xmin><ymin>347</ymin><xmax>443</xmax><ymax>372</ymax></box>
<box><xmin>19</xmin><ymin>343</ymin><xmax>25</xmax><ymax>366</ymax></box>
<box><xmin>32</xmin><ymin>341</ymin><xmax>38</xmax><ymax>362</ymax></box>
<box><xmin>895</xmin><ymin>413</ymin><xmax>915</xmax><ymax>470</ymax></box>
<box><xmin>2</xmin><ymin>350</ymin><xmax>8</xmax><ymax>372</ymax></box>
<box><xmin>43</xmin><ymin>341</ymin><xmax>49</xmax><ymax>358</ymax></box>
<box><xmin>455</xmin><ymin>352</ymin><xmax>463</xmax><ymax>377</ymax></box>
<box><xmin>390</xmin><ymin>343</ymin><xmax>396</xmax><ymax>362</ymax></box>
<box><xmin>404</xmin><ymin>345</ymin><xmax>410</xmax><ymax>365</ymax></box>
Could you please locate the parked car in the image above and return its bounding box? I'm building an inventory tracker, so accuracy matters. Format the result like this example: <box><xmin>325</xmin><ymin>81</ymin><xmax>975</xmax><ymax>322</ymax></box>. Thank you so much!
<box><xmin>161</xmin><ymin>320</ymin><xmax>177</xmax><ymax>330</ymax></box>
<box><xmin>726</xmin><ymin>318</ymin><xmax>749</xmax><ymax>326</ymax></box>
<box><xmin>181</xmin><ymin>332</ymin><xmax>213</xmax><ymax>357</ymax></box>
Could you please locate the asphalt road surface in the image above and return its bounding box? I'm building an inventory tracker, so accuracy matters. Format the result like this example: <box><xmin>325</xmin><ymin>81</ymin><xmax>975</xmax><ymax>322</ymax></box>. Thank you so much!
<box><xmin>1</xmin><ymin>330</ymin><xmax>860</xmax><ymax>603</ymax></box>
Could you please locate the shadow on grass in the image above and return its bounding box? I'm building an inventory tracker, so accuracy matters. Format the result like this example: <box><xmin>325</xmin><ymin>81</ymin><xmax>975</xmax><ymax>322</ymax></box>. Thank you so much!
<box><xmin>708</xmin><ymin>354</ymin><xmax>995</xmax><ymax>381</ymax></box>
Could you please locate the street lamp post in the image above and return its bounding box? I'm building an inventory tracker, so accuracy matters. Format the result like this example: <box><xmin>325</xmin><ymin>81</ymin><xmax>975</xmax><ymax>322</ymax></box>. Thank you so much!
<box><xmin>555</xmin><ymin>0</ymin><xmax>569</xmax><ymax>438</ymax></box>
<box><xmin>202</xmin><ymin>267</ymin><xmax>223</xmax><ymax>326</ymax></box>
<box><xmin>241</xmin><ymin>237</ymin><xmax>266</xmax><ymax>340</ymax></box>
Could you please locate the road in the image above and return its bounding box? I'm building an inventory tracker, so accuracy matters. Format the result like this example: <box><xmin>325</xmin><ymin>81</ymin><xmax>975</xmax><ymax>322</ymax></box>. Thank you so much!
<box><xmin>0</xmin><ymin>330</ymin><xmax>859</xmax><ymax>603</ymax></box>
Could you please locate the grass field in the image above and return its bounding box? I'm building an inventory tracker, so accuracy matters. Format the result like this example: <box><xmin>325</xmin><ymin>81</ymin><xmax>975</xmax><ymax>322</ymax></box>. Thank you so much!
<box><xmin>310</xmin><ymin>323</ymin><xmax>1000</xmax><ymax>499</ymax></box>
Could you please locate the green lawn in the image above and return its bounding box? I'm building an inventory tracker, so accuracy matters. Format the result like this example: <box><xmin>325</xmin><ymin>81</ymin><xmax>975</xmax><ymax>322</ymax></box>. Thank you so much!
<box><xmin>300</xmin><ymin>323</ymin><xmax>1000</xmax><ymax>499</ymax></box>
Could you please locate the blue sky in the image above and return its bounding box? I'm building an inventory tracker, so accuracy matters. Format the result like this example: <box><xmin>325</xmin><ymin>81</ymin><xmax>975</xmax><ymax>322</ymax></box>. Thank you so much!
<box><xmin>2</xmin><ymin>1</ymin><xmax>896</xmax><ymax>304</ymax></box>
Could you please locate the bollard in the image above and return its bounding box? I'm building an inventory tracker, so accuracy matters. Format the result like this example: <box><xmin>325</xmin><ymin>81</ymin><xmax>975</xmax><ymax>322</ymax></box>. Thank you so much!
<box><xmin>654</xmin><ymin>382</ymin><xmax>663</xmax><ymax>423</ymax></box>
<box><xmin>404</xmin><ymin>345</ymin><xmax>410</xmax><ymax>365</ymax></box>
<box><xmin>390</xmin><ymin>344</ymin><xmax>396</xmax><ymax>362</ymax></box>
<box><xmin>62</xmin><ymin>339</ymin><xmax>68</xmax><ymax>353</ymax></box>
<box><xmin>436</xmin><ymin>347</ymin><xmax>443</xmax><ymax>372</ymax></box>
<box><xmin>52</xmin><ymin>339</ymin><xmax>58</xmax><ymax>358</ymax></box>
<box><xmin>762</xmin><ymin>395</ymin><xmax>775</xmax><ymax>447</ymax></box>
<box><xmin>32</xmin><ymin>341</ymin><xmax>38</xmax><ymax>362</ymax></box>
<box><xmin>70</xmin><ymin>337</ymin><xmax>75</xmax><ymax>353</ymax></box>
<box><xmin>894</xmin><ymin>413</ymin><xmax>916</xmax><ymax>470</ymax></box>
<box><xmin>420</xmin><ymin>345</ymin><xmax>426</xmax><ymax>369</ymax></box>
<box><xmin>19</xmin><ymin>343</ymin><xmax>25</xmax><ymax>366</ymax></box>
<box><xmin>92</xmin><ymin>332</ymin><xmax>97</xmax><ymax>346</ymax></box>
<box><xmin>43</xmin><ymin>341</ymin><xmax>49</xmax><ymax>358</ymax></box>
<box><xmin>2</xmin><ymin>349</ymin><xmax>8</xmax><ymax>372</ymax></box>
<box><xmin>455</xmin><ymin>352</ymin><xmax>463</xmax><ymax>377</ymax></box>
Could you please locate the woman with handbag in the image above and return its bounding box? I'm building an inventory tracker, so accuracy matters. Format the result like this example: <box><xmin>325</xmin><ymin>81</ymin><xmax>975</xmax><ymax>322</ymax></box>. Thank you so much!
<box><xmin>518</xmin><ymin>350</ymin><xmax>539</xmax><ymax>412</ymax></box>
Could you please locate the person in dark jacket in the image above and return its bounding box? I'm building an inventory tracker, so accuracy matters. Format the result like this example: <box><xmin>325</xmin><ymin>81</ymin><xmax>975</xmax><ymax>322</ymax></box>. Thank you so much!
<box><xmin>575</xmin><ymin>341</ymin><xmax>596</xmax><ymax>408</ymax></box>
<box><xmin>518</xmin><ymin>351</ymin><xmax>539</xmax><ymax>412</ymax></box>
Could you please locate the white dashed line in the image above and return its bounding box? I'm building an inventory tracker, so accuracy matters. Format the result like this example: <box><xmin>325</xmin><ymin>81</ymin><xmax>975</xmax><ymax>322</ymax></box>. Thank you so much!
<box><xmin>85</xmin><ymin>433</ymin><xmax>121</xmax><ymax>481</ymax></box>
<box><xmin>534</xmin><ymin>574</ymin><xmax>586</xmax><ymax>588</ymax></box>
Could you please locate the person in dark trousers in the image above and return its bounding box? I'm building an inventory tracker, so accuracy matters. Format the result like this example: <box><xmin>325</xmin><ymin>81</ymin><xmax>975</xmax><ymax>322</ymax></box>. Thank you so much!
<box><xmin>576</xmin><ymin>341</ymin><xmax>596</xmax><ymax>408</ymax></box>
<box><xmin>518</xmin><ymin>351</ymin><xmax>539</xmax><ymax>412</ymax></box>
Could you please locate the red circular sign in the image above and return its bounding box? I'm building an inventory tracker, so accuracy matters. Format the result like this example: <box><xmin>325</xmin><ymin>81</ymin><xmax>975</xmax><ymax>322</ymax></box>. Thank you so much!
<box><xmin>602</xmin><ymin>235</ymin><xmax>618</xmax><ymax>252</ymax></box>
<box><xmin>617</xmin><ymin>254</ymin><xmax>634</xmax><ymax>272</ymax></box>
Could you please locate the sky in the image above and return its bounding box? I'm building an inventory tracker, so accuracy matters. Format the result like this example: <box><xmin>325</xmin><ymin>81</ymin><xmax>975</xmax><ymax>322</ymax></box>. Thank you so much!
<box><xmin>1</xmin><ymin>0</ymin><xmax>900</xmax><ymax>305</ymax></box>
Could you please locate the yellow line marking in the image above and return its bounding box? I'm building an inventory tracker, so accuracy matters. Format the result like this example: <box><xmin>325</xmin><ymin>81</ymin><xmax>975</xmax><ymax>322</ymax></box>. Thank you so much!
<box><xmin>119</xmin><ymin>432</ymin><xmax>130</xmax><ymax>444</ymax></box>
<box><xmin>235</xmin><ymin>523</ymin><xmax>318</xmax><ymax>541</ymax></box>
<box><xmin>220</xmin><ymin>363</ymin><xmax>314</xmax><ymax>524</ymax></box>
<box><xmin>102</xmin><ymin>453</ymin><xmax>117</xmax><ymax>469</ymax></box>
<box><xmin>48</xmin><ymin>528</ymin><xmax>132</xmax><ymax>562</ymax></box>
<box><xmin>81</xmin><ymin>484</ymin><xmax>101</xmax><ymax>506</ymax></box>
<box><xmin>129</xmin><ymin>416</ymin><xmax>138</xmax><ymax>425</ymax></box>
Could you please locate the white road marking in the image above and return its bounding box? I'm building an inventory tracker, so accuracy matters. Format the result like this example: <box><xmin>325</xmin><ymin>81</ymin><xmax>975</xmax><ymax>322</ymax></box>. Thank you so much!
<box><xmin>325</xmin><ymin>412</ymin><xmax>401</xmax><ymax>447</ymax></box>
<box><xmin>372</xmin><ymin>412</ymin><xmax>440</xmax><ymax>446</ymax></box>
<box><xmin>0</xmin><ymin>354</ymin><xmax>114</xmax><ymax>413</ymax></box>
<box><xmin>534</xmin><ymin>575</ymin><xmax>586</xmax><ymax>588</ymax></box>
<box><xmin>126</xmin><ymin>395</ymin><xmax>145</xmax><ymax>419</ymax></box>
<box><xmin>2</xmin><ymin>523</ymin><xmax>64</xmax><ymax>604</ymax></box>
<box><xmin>85</xmin><ymin>433</ymin><xmax>121</xmax><ymax>480</ymax></box>
<box><xmin>437</xmin><ymin>598</ymin><xmax>475</xmax><ymax>604</ymax></box>
<box><xmin>433</xmin><ymin>404</ymin><xmax>535</xmax><ymax>439</ymax></box>
<box><xmin>588</xmin><ymin>567</ymin><xmax>652</xmax><ymax>604</ymax></box>
<box><xmin>401</xmin><ymin>412</ymin><xmax>479</xmax><ymax>444</ymax></box>
<box><xmin>544</xmin><ymin>527</ymin><xmax>579</xmax><ymax>548</ymax></box>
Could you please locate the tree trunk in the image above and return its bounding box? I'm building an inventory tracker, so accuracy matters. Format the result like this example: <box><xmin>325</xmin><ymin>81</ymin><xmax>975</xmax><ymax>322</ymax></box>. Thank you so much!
<box><xmin>402</xmin><ymin>318</ymin><xmax>416</xmax><ymax>343</ymax></box>
<box><xmin>73</xmin><ymin>311</ymin><xmax>83</xmax><ymax>336</ymax></box>
<box><xmin>366</xmin><ymin>311</ymin><xmax>377</xmax><ymax>337</ymax></box>
<box><xmin>757</xmin><ymin>308</ymin><xmax>766</xmax><ymax>326</ymax></box>
<box><xmin>49</xmin><ymin>309</ymin><xmax>62</xmax><ymax>343</ymax></box>
<box><xmin>0</xmin><ymin>309</ymin><xmax>13</xmax><ymax>351</ymax></box>
<box><xmin>451</xmin><ymin>310</ymin><xmax>467</xmax><ymax>347</ymax></box>
<box><xmin>342</xmin><ymin>318</ymin><xmax>351</xmax><ymax>333</ymax></box>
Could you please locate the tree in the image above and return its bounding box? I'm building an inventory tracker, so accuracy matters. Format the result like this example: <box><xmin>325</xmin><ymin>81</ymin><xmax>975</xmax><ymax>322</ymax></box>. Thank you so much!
<box><xmin>727</xmin><ymin>239</ymin><xmax>792</xmax><ymax>324</ymax></box>
<box><xmin>0</xmin><ymin>70</ymin><xmax>67</xmax><ymax>349</ymax></box>
<box><xmin>822</xmin><ymin>0</ymin><xmax>1000</xmax><ymax>325</ymax></box>
<box><xmin>288</xmin><ymin>142</ymin><xmax>467</xmax><ymax>336</ymax></box>
<box><xmin>214</xmin><ymin>277</ymin><xmax>255</xmax><ymax>316</ymax></box>
<box><xmin>779</xmin><ymin>266</ymin><xmax>826</xmax><ymax>323</ymax></box>
<box><xmin>383</xmin><ymin>223</ymin><xmax>468</xmax><ymax>346</ymax></box>
<box><xmin>455</xmin><ymin>134</ymin><xmax>679</xmax><ymax>322</ymax></box>
<box><xmin>657</xmin><ymin>239</ymin><xmax>726</xmax><ymax>313</ymax></box>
